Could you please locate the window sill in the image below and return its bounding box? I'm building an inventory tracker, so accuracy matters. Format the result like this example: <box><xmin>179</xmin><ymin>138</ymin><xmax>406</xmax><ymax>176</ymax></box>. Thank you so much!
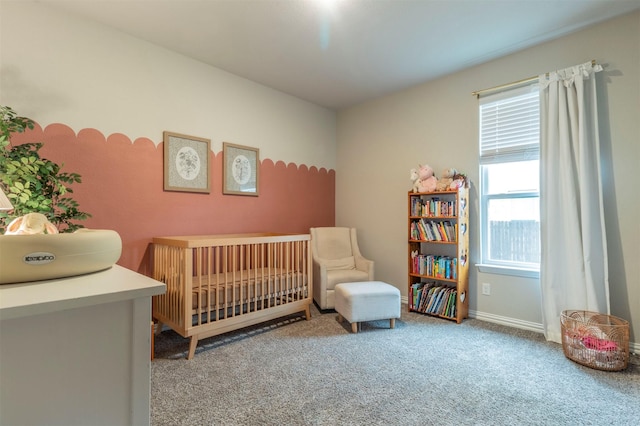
<box><xmin>476</xmin><ymin>264</ymin><xmax>540</xmax><ymax>279</ymax></box>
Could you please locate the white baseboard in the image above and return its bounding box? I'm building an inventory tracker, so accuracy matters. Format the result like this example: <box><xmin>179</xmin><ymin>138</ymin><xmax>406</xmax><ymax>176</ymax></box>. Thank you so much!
<box><xmin>469</xmin><ymin>309</ymin><xmax>544</xmax><ymax>334</ymax></box>
<box><xmin>402</xmin><ymin>298</ymin><xmax>544</xmax><ymax>334</ymax></box>
<box><xmin>402</xmin><ymin>300</ymin><xmax>640</xmax><ymax>356</ymax></box>
<box><xmin>468</xmin><ymin>309</ymin><xmax>640</xmax><ymax>355</ymax></box>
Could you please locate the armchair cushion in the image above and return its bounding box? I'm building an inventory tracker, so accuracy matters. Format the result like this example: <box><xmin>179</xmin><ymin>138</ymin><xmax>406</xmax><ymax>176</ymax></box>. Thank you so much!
<box><xmin>324</xmin><ymin>256</ymin><xmax>356</xmax><ymax>271</ymax></box>
<box><xmin>314</xmin><ymin>227</ymin><xmax>354</xmax><ymax>260</ymax></box>
<box><xmin>326</xmin><ymin>269</ymin><xmax>370</xmax><ymax>290</ymax></box>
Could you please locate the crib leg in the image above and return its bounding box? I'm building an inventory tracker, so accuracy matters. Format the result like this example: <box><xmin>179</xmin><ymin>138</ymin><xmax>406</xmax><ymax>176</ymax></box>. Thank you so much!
<box><xmin>154</xmin><ymin>320</ymin><xmax>164</xmax><ymax>335</ymax></box>
<box><xmin>187</xmin><ymin>336</ymin><xmax>198</xmax><ymax>360</ymax></box>
<box><xmin>304</xmin><ymin>305</ymin><xmax>311</xmax><ymax>320</ymax></box>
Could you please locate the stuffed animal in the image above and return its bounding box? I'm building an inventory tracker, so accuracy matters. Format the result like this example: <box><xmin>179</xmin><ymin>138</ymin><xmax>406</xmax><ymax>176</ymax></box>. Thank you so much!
<box><xmin>450</xmin><ymin>172</ymin><xmax>467</xmax><ymax>189</ymax></box>
<box><xmin>410</xmin><ymin>168</ymin><xmax>421</xmax><ymax>192</ymax></box>
<box><xmin>4</xmin><ymin>213</ymin><xmax>59</xmax><ymax>235</ymax></box>
<box><xmin>436</xmin><ymin>168</ymin><xmax>457</xmax><ymax>191</ymax></box>
<box><xmin>410</xmin><ymin>164</ymin><xmax>437</xmax><ymax>193</ymax></box>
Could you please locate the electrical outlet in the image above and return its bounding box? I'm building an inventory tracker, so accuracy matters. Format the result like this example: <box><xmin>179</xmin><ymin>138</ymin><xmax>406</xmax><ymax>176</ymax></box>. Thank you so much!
<box><xmin>482</xmin><ymin>282</ymin><xmax>491</xmax><ymax>296</ymax></box>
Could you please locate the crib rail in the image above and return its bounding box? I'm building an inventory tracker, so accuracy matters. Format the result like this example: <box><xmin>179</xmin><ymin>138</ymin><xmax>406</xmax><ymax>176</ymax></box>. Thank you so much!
<box><xmin>152</xmin><ymin>233</ymin><xmax>312</xmax><ymax>359</ymax></box>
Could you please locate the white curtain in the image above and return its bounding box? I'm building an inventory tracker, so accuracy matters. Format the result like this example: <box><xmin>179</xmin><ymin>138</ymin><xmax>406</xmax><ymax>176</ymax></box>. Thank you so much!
<box><xmin>539</xmin><ymin>61</ymin><xmax>608</xmax><ymax>343</ymax></box>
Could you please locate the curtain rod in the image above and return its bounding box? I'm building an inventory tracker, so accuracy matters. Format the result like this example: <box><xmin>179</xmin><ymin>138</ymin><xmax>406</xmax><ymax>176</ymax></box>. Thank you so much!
<box><xmin>471</xmin><ymin>59</ymin><xmax>597</xmax><ymax>98</ymax></box>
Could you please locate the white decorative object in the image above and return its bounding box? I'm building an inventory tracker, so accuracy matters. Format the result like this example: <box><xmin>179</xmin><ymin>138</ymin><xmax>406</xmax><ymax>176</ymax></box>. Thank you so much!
<box><xmin>4</xmin><ymin>213</ymin><xmax>58</xmax><ymax>235</ymax></box>
<box><xmin>0</xmin><ymin>229</ymin><xmax>122</xmax><ymax>284</ymax></box>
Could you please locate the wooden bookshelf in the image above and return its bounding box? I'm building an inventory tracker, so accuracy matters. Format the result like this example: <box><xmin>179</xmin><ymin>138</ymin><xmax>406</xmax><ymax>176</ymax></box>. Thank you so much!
<box><xmin>408</xmin><ymin>187</ymin><xmax>469</xmax><ymax>323</ymax></box>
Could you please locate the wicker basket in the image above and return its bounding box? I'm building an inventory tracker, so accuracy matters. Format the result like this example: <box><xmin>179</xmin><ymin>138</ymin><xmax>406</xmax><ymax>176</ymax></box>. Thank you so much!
<box><xmin>561</xmin><ymin>310</ymin><xmax>629</xmax><ymax>371</ymax></box>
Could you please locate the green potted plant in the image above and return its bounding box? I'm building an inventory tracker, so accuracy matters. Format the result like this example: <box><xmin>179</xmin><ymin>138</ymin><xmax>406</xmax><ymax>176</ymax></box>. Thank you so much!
<box><xmin>0</xmin><ymin>105</ymin><xmax>90</xmax><ymax>233</ymax></box>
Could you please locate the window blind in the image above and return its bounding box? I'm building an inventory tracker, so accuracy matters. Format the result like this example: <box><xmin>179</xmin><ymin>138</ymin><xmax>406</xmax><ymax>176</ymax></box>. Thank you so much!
<box><xmin>479</xmin><ymin>83</ymin><xmax>540</xmax><ymax>164</ymax></box>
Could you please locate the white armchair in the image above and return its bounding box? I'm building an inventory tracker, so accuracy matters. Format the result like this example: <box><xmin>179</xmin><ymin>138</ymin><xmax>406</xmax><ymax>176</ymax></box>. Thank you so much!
<box><xmin>310</xmin><ymin>227</ymin><xmax>374</xmax><ymax>310</ymax></box>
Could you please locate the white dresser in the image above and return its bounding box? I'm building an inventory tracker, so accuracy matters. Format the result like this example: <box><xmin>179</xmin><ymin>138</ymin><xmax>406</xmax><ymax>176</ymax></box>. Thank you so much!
<box><xmin>0</xmin><ymin>265</ymin><xmax>165</xmax><ymax>426</ymax></box>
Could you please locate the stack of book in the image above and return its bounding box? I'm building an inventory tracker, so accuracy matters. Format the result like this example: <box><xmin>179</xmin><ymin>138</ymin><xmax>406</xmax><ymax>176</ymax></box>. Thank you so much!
<box><xmin>410</xmin><ymin>219</ymin><xmax>457</xmax><ymax>241</ymax></box>
<box><xmin>410</xmin><ymin>253</ymin><xmax>458</xmax><ymax>279</ymax></box>
<box><xmin>410</xmin><ymin>197</ymin><xmax>457</xmax><ymax>217</ymax></box>
<box><xmin>410</xmin><ymin>282</ymin><xmax>457</xmax><ymax>318</ymax></box>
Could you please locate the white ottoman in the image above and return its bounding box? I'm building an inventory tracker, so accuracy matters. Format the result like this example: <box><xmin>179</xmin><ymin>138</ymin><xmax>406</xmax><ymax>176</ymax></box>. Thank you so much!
<box><xmin>334</xmin><ymin>281</ymin><xmax>401</xmax><ymax>333</ymax></box>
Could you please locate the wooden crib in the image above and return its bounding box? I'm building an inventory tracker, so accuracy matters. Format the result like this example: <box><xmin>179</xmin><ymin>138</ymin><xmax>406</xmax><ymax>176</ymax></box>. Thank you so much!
<box><xmin>151</xmin><ymin>233</ymin><xmax>312</xmax><ymax>359</ymax></box>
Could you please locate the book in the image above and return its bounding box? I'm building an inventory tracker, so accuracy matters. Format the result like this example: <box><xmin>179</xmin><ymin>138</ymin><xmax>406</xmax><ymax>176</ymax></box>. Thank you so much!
<box><xmin>427</xmin><ymin>286</ymin><xmax>445</xmax><ymax>313</ymax></box>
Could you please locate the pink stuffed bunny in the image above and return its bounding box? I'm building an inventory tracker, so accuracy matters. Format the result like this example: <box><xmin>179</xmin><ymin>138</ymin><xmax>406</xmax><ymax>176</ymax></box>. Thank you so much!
<box><xmin>411</xmin><ymin>164</ymin><xmax>437</xmax><ymax>193</ymax></box>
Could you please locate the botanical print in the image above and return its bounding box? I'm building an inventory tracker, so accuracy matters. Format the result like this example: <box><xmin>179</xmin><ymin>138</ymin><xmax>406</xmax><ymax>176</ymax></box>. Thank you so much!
<box><xmin>175</xmin><ymin>146</ymin><xmax>201</xmax><ymax>181</ymax></box>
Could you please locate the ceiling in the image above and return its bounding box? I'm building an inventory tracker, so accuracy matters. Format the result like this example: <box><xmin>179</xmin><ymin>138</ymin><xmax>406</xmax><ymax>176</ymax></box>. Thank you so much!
<box><xmin>35</xmin><ymin>0</ymin><xmax>640</xmax><ymax>110</ymax></box>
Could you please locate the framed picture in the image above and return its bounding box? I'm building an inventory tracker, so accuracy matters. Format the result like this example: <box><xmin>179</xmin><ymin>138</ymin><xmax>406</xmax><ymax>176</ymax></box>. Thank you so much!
<box><xmin>163</xmin><ymin>131</ymin><xmax>211</xmax><ymax>193</ymax></box>
<box><xmin>223</xmin><ymin>142</ymin><xmax>259</xmax><ymax>196</ymax></box>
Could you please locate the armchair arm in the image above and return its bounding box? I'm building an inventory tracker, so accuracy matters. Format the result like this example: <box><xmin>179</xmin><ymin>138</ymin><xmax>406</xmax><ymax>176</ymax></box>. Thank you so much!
<box><xmin>312</xmin><ymin>257</ymin><xmax>329</xmax><ymax>309</ymax></box>
<box><xmin>354</xmin><ymin>255</ymin><xmax>374</xmax><ymax>280</ymax></box>
<box><xmin>349</xmin><ymin>228</ymin><xmax>375</xmax><ymax>280</ymax></box>
<box><xmin>312</xmin><ymin>257</ymin><xmax>329</xmax><ymax>284</ymax></box>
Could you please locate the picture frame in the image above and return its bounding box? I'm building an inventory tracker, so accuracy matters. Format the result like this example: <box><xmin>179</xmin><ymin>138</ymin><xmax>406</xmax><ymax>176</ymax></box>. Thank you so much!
<box><xmin>223</xmin><ymin>142</ymin><xmax>259</xmax><ymax>196</ymax></box>
<box><xmin>163</xmin><ymin>131</ymin><xmax>211</xmax><ymax>193</ymax></box>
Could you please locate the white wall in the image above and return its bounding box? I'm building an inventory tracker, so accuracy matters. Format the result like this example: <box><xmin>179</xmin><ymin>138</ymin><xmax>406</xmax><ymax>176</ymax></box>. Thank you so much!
<box><xmin>337</xmin><ymin>11</ymin><xmax>640</xmax><ymax>345</ymax></box>
<box><xmin>0</xmin><ymin>1</ymin><xmax>337</xmax><ymax>170</ymax></box>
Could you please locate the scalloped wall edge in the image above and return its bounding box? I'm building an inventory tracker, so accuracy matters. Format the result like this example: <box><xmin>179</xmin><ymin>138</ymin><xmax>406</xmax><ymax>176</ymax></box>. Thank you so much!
<box><xmin>32</xmin><ymin>123</ymin><xmax>335</xmax><ymax>174</ymax></box>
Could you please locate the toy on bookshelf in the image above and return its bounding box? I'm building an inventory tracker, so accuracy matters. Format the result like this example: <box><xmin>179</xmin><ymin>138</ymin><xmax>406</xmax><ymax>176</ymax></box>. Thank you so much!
<box><xmin>435</xmin><ymin>168</ymin><xmax>457</xmax><ymax>191</ymax></box>
<box><xmin>410</xmin><ymin>164</ymin><xmax>438</xmax><ymax>193</ymax></box>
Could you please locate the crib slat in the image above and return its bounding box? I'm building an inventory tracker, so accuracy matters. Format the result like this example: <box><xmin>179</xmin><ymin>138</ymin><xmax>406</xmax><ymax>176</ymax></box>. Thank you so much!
<box><xmin>183</xmin><ymin>247</ymin><xmax>192</xmax><ymax>331</ymax></box>
<box><xmin>233</xmin><ymin>245</ymin><xmax>238</xmax><ymax>317</ymax></box>
<box><xmin>214</xmin><ymin>246</ymin><xmax>221</xmax><ymax>322</ymax></box>
<box><xmin>266</xmin><ymin>242</ymin><xmax>273</xmax><ymax>309</ymax></box>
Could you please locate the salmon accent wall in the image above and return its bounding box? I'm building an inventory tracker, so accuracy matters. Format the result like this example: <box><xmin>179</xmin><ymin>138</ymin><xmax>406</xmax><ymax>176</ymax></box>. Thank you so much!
<box><xmin>10</xmin><ymin>124</ymin><xmax>335</xmax><ymax>274</ymax></box>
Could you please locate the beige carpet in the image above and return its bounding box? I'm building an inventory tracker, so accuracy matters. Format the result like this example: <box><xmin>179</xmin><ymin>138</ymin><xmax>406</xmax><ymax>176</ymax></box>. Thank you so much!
<box><xmin>151</xmin><ymin>304</ymin><xmax>639</xmax><ymax>425</ymax></box>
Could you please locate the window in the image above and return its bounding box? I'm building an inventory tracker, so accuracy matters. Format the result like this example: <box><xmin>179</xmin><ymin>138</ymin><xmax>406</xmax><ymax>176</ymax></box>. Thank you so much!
<box><xmin>479</xmin><ymin>83</ymin><xmax>540</xmax><ymax>273</ymax></box>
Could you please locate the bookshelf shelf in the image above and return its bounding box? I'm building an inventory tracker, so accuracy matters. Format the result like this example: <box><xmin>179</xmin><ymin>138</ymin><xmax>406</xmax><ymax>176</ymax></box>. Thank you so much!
<box><xmin>408</xmin><ymin>187</ymin><xmax>469</xmax><ymax>323</ymax></box>
<box><xmin>409</xmin><ymin>273</ymin><xmax>457</xmax><ymax>283</ymax></box>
